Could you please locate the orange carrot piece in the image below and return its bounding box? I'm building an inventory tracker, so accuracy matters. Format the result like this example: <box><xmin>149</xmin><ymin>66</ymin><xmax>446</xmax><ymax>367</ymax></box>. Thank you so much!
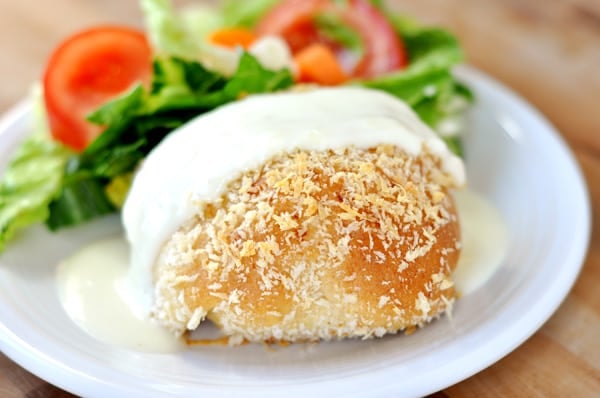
<box><xmin>294</xmin><ymin>43</ymin><xmax>348</xmax><ymax>86</ymax></box>
<box><xmin>209</xmin><ymin>28</ymin><xmax>257</xmax><ymax>49</ymax></box>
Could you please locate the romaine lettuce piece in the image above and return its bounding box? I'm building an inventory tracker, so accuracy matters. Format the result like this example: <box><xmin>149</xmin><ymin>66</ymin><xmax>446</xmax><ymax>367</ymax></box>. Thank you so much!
<box><xmin>358</xmin><ymin>20</ymin><xmax>472</xmax><ymax>154</ymax></box>
<box><xmin>0</xmin><ymin>135</ymin><xmax>70</xmax><ymax>249</ymax></box>
<box><xmin>220</xmin><ymin>0</ymin><xmax>279</xmax><ymax>28</ymax></box>
<box><xmin>140</xmin><ymin>0</ymin><xmax>204</xmax><ymax>58</ymax></box>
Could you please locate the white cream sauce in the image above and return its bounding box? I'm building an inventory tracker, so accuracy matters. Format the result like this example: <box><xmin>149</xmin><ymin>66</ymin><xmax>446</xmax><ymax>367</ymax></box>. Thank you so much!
<box><xmin>57</xmin><ymin>190</ymin><xmax>507</xmax><ymax>351</ymax></box>
<box><xmin>452</xmin><ymin>189</ymin><xmax>509</xmax><ymax>295</ymax></box>
<box><xmin>122</xmin><ymin>87</ymin><xmax>466</xmax><ymax>312</ymax></box>
<box><xmin>56</xmin><ymin>238</ymin><xmax>184</xmax><ymax>353</ymax></box>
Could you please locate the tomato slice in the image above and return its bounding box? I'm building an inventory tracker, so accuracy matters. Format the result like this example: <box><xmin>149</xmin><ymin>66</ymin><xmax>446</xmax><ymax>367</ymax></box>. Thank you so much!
<box><xmin>256</xmin><ymin>0</ymin><xmax>407</xmax><ymax>79</ymax></box>
<box><xmin>43</xmin><ymin>26</ymin><xmax>152</xmax><ymax>151</ymax></box>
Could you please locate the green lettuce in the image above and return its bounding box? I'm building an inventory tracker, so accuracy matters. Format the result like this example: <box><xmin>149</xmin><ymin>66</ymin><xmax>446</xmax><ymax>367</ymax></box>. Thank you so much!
<box><xmin>220</xmin><ymin>0</ymin><xmax>279</xmax><ymax>28</ymax></box>
<box><xmin>0</xmin><ymin>85</ymin><xmax>117</xmax><ymax>245</ymax></box>
<box><xmin>81</xmin><ymin>53</ymin><xmax>293</xmax><ymax>178</ymax></box>
<box><xmin>46</xmin><ymin>159</ymin><xmax>116</xmax><ymax>231</ymax></box>
<box><xmin>141</xmin><ymin>0</ymin><xmax>257</xmax><ymax>76</ymax></box>
<box><xmin>315</xmin><ymin>13</ymin><xmax>363</xmax><ymax>53</ymax></box>
<box><xmin>140</xmin><ymin>0</ymin><xmax>204</xmax><ymax>58</ymax></box>
<box><xmin>0</xmin><ymin>135</ymin><xmax>70</xmax><ymax>249</ymax></box>
<box><xmin>358</xmin><ymin>15</ymin><xmax>472</xmax><ymax>154</ymax></box>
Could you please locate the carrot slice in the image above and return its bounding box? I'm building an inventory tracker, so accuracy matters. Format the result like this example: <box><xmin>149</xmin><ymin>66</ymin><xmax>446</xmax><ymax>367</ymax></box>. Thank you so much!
<box><xmin>209</xmin><ymin>28</ymin><xmax>257</xmax><ymax>49</ymax></box>
<box><xmin>294</xmin><ymin>43</ymin><xmax>347</xmax><ymax>86</ymax></box>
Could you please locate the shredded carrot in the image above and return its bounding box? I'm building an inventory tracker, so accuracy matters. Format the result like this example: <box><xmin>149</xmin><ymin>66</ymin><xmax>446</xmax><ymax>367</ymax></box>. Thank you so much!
<box><xmin>209</xmin><ymin>28</ymin><xmax>257</xmax><ymax>49</ymax></box>
<box><xmin>293</xmin><ymin>43</ymin><xmax>348</xmax><ymax>86</ymax></box>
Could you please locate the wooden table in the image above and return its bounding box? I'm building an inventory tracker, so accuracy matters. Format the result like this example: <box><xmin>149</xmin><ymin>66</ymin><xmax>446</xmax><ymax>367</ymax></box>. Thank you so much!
<box><xmin>0</xmin><ymin>0</ymin><xmax>598</xmax><ymax>396</ymax></box>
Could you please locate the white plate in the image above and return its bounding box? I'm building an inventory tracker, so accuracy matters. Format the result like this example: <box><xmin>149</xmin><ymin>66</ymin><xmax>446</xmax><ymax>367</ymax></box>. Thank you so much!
<box><xmin>0</xmin><ymin>66</ymin><xmax>591</xmax><ymax>398</ymax></box>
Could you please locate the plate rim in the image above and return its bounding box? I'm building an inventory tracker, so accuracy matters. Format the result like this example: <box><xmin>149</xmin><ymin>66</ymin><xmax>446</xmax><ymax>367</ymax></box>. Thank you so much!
<box><xmin>0</xmin><ymin>65</ymin><xmax>592</xmax><ymax>398</ymax></box>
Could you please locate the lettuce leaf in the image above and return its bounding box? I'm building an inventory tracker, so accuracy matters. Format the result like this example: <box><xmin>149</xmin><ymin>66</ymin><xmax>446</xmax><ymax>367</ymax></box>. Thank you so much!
<box><xmin>220</xmin><ymin>0</ymin><xmax>279</xmax><ymax>28</ymax></box>
<box><xmin>142</xmin><ymin>0</ymin><xmax>254</xmax><ymax>76</ymax></box>
<box><xmin>0</xmin><ymin>135</ymin><xmax>70</xmax><ymax>250</ymax></box>
<box><xmin>46</xmin><ymin>161</ymin><xmax>116</xmax><ymax>231</ymax></box>
<box><xmin>315</xmin><ymin>13</ymin><xmax>363</xmax><ymax>53</ymax></box>
<box><xmin>358</xmin><ymin>16</ymin><xmax>473</xmax><ymax>153</ymax></box>
<box><xmin>140</xmin><ymin>0</ymin><xmax>203</xmax><ymax>58</ymax></box>
<box><xmin>105</xmin><ymin>172</ymin><xmax>134</xmax><ymax>209</ymax></box>
<box><xmin>82</xmin><ymin>53</ymin><xmax>293</xmax><ymax>179</ymax></box>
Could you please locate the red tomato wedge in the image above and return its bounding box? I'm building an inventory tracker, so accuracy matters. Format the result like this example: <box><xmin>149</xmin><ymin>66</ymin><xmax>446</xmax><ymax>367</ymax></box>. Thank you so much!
<box><xmin>256</xmin><ymin>0</ymin><xmax>407</xmax><ymax>79</ymax></box>
<box><xmin>256</xmin><ymin>0</ymin><xmax>333</xmax><ymax>54</ymax></box>
<box><xmin>43</xmin><ymin>26</ymin><xmax>152</xmax><ymax>151</ymax></box>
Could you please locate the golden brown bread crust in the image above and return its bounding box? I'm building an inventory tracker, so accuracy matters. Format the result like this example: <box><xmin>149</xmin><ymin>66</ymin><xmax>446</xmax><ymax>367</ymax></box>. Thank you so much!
<box><xmin>152</xmin><ymin>145</ymin><xmax>460</xmax><ymax>343</ymax></box>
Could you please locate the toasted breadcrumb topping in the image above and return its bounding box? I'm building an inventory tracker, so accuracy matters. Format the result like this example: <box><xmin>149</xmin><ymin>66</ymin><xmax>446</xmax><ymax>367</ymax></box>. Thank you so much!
<box><xmin>152</xmin><ymin>145</ymin><xmax>460</xmax><ymax>342</ymax></box>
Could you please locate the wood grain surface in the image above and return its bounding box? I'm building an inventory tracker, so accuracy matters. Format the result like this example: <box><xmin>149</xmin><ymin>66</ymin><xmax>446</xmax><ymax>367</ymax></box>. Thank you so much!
<box><xmin>0</xmin><ymin>0</ymin><xmax>598</xmax><ymax>397</ymax></box>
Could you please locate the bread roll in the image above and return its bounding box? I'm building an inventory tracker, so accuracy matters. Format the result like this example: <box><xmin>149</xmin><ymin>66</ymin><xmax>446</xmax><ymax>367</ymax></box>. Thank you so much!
<box><xmin>152</xmin><ymin>144</ymin><xmax>460</xmax><ymax>343</ymax></box>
